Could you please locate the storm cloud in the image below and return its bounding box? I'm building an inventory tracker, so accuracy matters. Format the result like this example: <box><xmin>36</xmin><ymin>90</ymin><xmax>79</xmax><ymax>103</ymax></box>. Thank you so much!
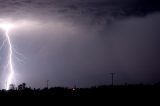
<box><xmin>0</xmin><ymin>0</ymin><xmax>160</xmax><ymax>89</ymax></box>
<box><xmin>0</xmin><ymin>0</ymin><xmax>159</xmax><ymax>21</ymax></box>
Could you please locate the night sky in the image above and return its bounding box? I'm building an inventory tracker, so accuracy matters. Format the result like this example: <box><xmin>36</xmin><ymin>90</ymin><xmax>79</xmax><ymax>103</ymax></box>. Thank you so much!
<box><xmin>0</xmin><ymin>0</ymin><xmax>160</xmax><ymax>89</ymax></box>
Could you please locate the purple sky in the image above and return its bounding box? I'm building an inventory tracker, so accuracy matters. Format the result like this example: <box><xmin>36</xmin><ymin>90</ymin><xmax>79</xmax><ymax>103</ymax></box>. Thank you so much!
<box><xmin>0</xmin><ymin>0</ymin><xmax>160</xmax><ymax>89</ymax></box>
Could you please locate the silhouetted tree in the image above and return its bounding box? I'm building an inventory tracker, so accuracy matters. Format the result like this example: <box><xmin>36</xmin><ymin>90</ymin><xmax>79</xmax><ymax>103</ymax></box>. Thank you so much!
<box><xmin>18</xmin><ymin>83</ymin><xmax>26</xmax><ymax>90</ymax></box>
<box><xmin>9</xmin><ymin>84</ymin><xmax>15</xmax><ymax>90</ymax></box>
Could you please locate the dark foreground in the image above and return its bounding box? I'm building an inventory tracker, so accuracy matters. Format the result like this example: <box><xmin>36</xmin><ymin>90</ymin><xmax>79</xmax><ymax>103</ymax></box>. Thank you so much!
<box><xmin>1</xmin><ymin>84</ymin><xmax>160</xmax><ymax>98</ymax></box>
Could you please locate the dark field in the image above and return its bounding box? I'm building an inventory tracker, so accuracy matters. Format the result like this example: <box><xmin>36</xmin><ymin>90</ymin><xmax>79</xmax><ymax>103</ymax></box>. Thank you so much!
<box><xmin>1</xmin><ymin>84</ymin><xmax>160</xmax><ymax>98</ymax></box>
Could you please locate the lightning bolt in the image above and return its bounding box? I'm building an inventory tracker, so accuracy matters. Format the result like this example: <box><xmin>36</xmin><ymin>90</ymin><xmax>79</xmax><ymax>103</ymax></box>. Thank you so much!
<box><xmin>5</xmin><ymin>28</ymin><xmax>14</xmax><ymax>90</ymax></box>
<box><xmin>0</xmin><ymin>23</ymin><xmax>15</xmax><ymax>90</ymax></box>
<box><xmin>0</xmin><ymin>23</ymin><xmax>26</xmax><ymax>90</ymax></box>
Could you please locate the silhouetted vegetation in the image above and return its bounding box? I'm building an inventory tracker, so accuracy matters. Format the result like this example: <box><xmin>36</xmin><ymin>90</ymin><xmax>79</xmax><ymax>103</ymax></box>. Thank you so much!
<box><xmin>0</xmin><ymin>83</ymin><xmax>160</xmax><ymax>98</ymax></box>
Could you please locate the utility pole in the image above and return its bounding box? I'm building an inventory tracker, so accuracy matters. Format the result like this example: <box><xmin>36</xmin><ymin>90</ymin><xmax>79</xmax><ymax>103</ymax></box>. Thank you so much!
<box><xmin>110</xmin><ymin>73</ymin><xmax>115</xmax><ymax>87</ymax></box>
<box><xmin>47</xmin><ymin>80</ymin><xmax>49</xmax><ymax>89</ymax></box>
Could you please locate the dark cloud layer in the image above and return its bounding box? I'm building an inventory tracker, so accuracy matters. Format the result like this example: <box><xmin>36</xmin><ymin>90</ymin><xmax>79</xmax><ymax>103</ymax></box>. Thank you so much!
<box><xmin>0</xmin><ymin>0</ymin><xmax>159</xmax><ymax>20</ymax></box>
